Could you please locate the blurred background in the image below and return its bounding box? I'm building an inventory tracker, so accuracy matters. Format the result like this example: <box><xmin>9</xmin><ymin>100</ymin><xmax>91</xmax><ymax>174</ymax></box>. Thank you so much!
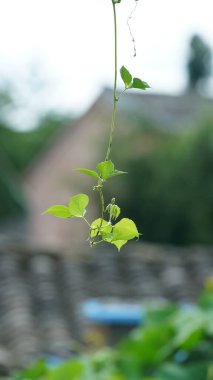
<box><xmin>0</xmin><ymin>0</ymin><xmax>213</xmax><ymax>377</ymax></box>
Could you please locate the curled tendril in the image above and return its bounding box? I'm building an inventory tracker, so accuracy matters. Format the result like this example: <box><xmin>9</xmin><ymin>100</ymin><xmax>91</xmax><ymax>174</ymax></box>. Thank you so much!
<box><xmin>127</xmin><ymin>0</ymin><xmax>139</xmax><ymax>57</ymax></box>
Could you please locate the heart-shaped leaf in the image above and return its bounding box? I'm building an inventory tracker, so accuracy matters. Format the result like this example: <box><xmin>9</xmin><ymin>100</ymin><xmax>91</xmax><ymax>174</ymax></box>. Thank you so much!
<box><xmin>69</xmin><ymin>194</ymin><xmax>89</xmax><ymax>218</ymax></box>
<box><xmin>97</xmin><ymin>161</ymin><xmax>114</xmax><ymax>180</ymax></box>
<box><xmin>111</xmin><ymin>240</ymin><xmax>127</xmax><ymax>251</ymax></box>
<box><xmin>113</xmin><ymin>218</ymin><xmax>139</xmax><ymax>241</ymax></box>
<box><xmin>97</xmin><ymin>161</ymin><xmax>126</xmax><ymax>180</ymax></box>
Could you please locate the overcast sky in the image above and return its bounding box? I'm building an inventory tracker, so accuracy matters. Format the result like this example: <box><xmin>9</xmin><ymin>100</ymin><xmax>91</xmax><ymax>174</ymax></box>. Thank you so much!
<box><xmin>0</xmin><ymin>0</ymin><xmax>213</xmax><ymax>128</ymax></box>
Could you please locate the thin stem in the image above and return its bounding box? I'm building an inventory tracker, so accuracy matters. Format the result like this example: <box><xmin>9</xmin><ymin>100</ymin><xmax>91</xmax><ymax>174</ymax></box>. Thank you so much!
<box><xmin>94</xmin><ymin>239</ymin><xmax>104</xmax><ymax>246</ymax></box>
<box><xmin>83</xmin><ymin>217</ymin><xmax>91</xmax><ymax>227</ymax></box>
<box><xmin>105</xmin><ymin>1</ymin><xmax>118</xmax><ymax>161</ymax></box>
<box><xmin>99</xmin><ymin>188</ymin><xmax>105</xmax><ymax>220</ymax></box>
<box><xmin>117</xmin><ymin>88</ymin><xmax>127</xmax><ymax>101</ymax></box>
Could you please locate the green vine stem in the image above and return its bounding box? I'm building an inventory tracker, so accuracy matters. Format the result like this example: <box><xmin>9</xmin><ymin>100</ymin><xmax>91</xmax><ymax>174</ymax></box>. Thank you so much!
<box><xmin>43</xmin><ymin>0</ymin><xmax>150</xmax><ymax>251</ymax></box>
<box><xmin>105</xmin><ymin>0</ymin><xmax>118</xmax><ymax>162</ymax></box>
<box><xmin>99</xmin><ymin>187</ymin><xmax>105</xmax><ymax>220</ymax></box>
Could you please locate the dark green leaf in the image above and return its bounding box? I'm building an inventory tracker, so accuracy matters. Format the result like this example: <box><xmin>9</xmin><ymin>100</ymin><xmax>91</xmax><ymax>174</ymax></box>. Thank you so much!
<box><xmin>199</xmin><ymin>291</ymin><xmax>213</xmax><ymax>310</ymax></box>
<box><xmin>120</xmin><ymin>66</ymin><xmax>132</xmax><ymax>87</ymax></box>
<box><xmin>144</xmin><ymin>304</ymin><xmax>178</xmax><ymax>325</ymax></box>
<box><xmin>155</xmin><ymin>363</ymin><xmax>191</xmax><ymax>380</ymax></box>
<box><xmin>131</xmin><ymin>77</ymin><xmax>150</xmax><ymax>90</ymax></box>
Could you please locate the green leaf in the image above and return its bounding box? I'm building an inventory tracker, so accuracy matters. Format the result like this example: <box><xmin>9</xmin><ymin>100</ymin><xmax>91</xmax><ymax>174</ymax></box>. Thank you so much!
<box><xmin>113</xmin><ymin>218</ymin><xmax>139</xmax><ymax>241</ymax></box>
<box><xmin>97</xmin><ymin>160</ymin><xmax>115</xmax><ymax>180</ymax></box>
<box><xmin>174</xmin><ymin>313</ymin><xmax>204</xmax><ymax>350</ymax></box>
<box><xmin>43</xmin><ymin>205</ymin><xmax>71</xmax><ymax>219</ymax></box>
<box><xmin>97</xmin><ymin>161</ymin><xmax>126</xmax><ymax>180</ymax></box>
<box><xmin>48</xmin><ymin>360</ymin><xmax>85</xmax><ymax>380</ymax></box>
<box><xmin>111</xmin><ymin>240</ymin><xmax>127</xmax><ymax>251</ymax></box>
<box><xmin>110</xmin><ymin>204</ymin><xmax>121</xmax><ymax>220</ymax></box>
<box><xmin>90</xmin><ymin>218</ymin><xmax>112</xmax><ymax>238</ymax></box>
<box><xmin>109</xmin><ymin>169</ymin><xmax>127</xmax><ymax>177</ymax></box>
<box><xmin>131</xmin><ymin>77</ymin><xmax>150</xmax><ymax>90</ymax></box>
<box><xmin>156</xmin><ymin>363</ymin><xmax>195</xmax><ymax>380</ymax></box>
<box><xmin>69</xmin><ymin>194</ymin><xmax>89</xmax><ymax>218</ymax></box>
<box><xmin>74</xmin><ymin>168</ymin><xmax>99</xmax><ymax>179</ymax></box>
<box><xmin>15</xmin><ymin>360</ymin><xmax>47</xmax><ymax>380</ymax></box>
<box><xmin>120</xmin><ymin>66</ymin><xmax>132</xmax><ymax>87</ymax></box>
<box><xmin>144</xmin><ymin>304</ymin><xmax>178</xmax><ymax>325</ymax></box>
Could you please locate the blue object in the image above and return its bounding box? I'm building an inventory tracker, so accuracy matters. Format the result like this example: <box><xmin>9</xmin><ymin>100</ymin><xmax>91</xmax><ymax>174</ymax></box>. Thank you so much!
<box><xmin>82</xmin><ymin>299</ymin><xmax>143</xmax><ymax>325</ymax></box>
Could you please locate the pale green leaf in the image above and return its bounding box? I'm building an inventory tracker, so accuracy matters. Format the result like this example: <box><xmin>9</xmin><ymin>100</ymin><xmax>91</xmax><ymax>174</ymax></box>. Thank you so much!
<box><xmin>69</xmin><ymin>194</ymin><xmax>89</xmax><ymax>218</ymax></box>
<box><xmin>43</xmin><ymin>205</ymin><xmax>71</xmax><ymax>219</ymax></box>
<box><xmin>102</xmin><ymin>231</ymin><xmax>113</xmax><ymax>241</ymax></box>
<box><xmin>97</xmin><ymin>161</ymin><xmax>114</xmax><ymax>180</ymax></box>
<box><xmin>120</xmin><ymin>66</ymin><xmax>132</xmax><ymax>87</ymax></box>
<box><xmin>109</xmin><ymin>169</ymin><xmax>127</xmax><ymax>177</ymax></box>
<box><xmin>111</xmin><ymin>240</ymin><xmax>127</xmax><ymax>251</ymax></box>
<box><xmin>90</xmin><ymin>218</ymin><xmax>112</xmax><ymax>238</ymax></box>
<box><xmin>109</xmin><ymin>204</ymin><xmax>121</xmax><ymax>220</ymax></box>
<box><xmin>131</xmin><ymin>77</ymin><xmax>150</xmax><ymax>90</ymax></box>
<box><xmin>74</xmin><ymin>168</ymin><xmax>99</xmax><ymax>179</ymax></box>
<box><xmin>113</xmin><ymin>218</ymin><xmax>139</xmax><ymax>241</ymax></box>
<box><xmin>97</xmin><ymin>161</ymin><xmax>126</xmax><ymax>180</ymax></box>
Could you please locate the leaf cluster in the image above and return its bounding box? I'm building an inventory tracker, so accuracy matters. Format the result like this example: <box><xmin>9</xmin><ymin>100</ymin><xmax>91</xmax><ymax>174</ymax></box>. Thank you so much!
<box><xmin>43</xmin><ymin>160</ymin><xmax>139</xmax><ymax>251</ymax></box>
<box><xmin>120</xmin><ymin>66</ymin><xmax>150</xmax><ymax>93</ymax></box>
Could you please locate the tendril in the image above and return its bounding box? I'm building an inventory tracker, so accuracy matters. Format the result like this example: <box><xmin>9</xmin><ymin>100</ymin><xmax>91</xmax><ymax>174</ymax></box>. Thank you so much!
<box><xmin>127</xmin><ymin>0</ymin><xmax>138</xmax><ymax>57</ymax></box>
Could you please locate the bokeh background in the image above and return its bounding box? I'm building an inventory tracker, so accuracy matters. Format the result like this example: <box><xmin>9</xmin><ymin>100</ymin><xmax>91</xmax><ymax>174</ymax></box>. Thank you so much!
<box><xmin>0</xmin><ymin>0</ymin><xmax>213</xmax><ymax>377</ymax></box>
<box><xmin>0</xmin><ymin>0</ymin><xmax>213</xmax><ymax>246</ymax></box>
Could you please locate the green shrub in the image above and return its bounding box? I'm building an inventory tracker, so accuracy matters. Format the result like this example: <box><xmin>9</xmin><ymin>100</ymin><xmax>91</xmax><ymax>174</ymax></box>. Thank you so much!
<box><xmin>6</xmin><ymin>288</ymin><xmax>213</xmax><ymax>380</ymax></box>
<box><xmin>0</xmin><ymin>113</ymin><xmax>69</xmax><ymax>220</ymax></box>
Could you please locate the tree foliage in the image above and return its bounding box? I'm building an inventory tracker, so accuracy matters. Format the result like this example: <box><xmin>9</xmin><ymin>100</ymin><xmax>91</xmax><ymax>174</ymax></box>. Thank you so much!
<box><xmin>0</xmin><ymin>112</ymin><xmax>70</xmax><ymax>220</ymax></box>
<box><xmin>107</xmin><ymin>117</ymin><xmax>213</xmax><ymax>246</ymax></box>
<box><xmin>187</xmin><ymin>34</ymin><xmax>212</xmax><ymax>91</ymax></box>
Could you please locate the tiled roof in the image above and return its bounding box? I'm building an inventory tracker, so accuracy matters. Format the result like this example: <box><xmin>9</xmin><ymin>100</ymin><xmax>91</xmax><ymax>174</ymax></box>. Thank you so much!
<box><xmin>0</xmin><ymin>242</ymin><xmax>213</xmax><ymax>370</ymax></box>
<box><xmin>104</xmin><ymin>89</ymin><xmax>213</xmax><ymax>130</ymax></box>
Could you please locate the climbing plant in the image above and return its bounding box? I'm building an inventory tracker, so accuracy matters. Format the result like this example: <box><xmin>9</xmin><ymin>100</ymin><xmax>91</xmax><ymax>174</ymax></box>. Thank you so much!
<box><xmin>43</xmin><ymin>0</ymin><xmax>150</xmax><ymax>251</ymax></box>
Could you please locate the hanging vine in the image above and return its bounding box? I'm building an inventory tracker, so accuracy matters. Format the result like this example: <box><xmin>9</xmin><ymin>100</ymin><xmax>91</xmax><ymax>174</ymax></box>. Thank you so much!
<box><xmin>43</xmin><ymin>0</ymin><xmax>150</xmax><ymax>251</ymax></box>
